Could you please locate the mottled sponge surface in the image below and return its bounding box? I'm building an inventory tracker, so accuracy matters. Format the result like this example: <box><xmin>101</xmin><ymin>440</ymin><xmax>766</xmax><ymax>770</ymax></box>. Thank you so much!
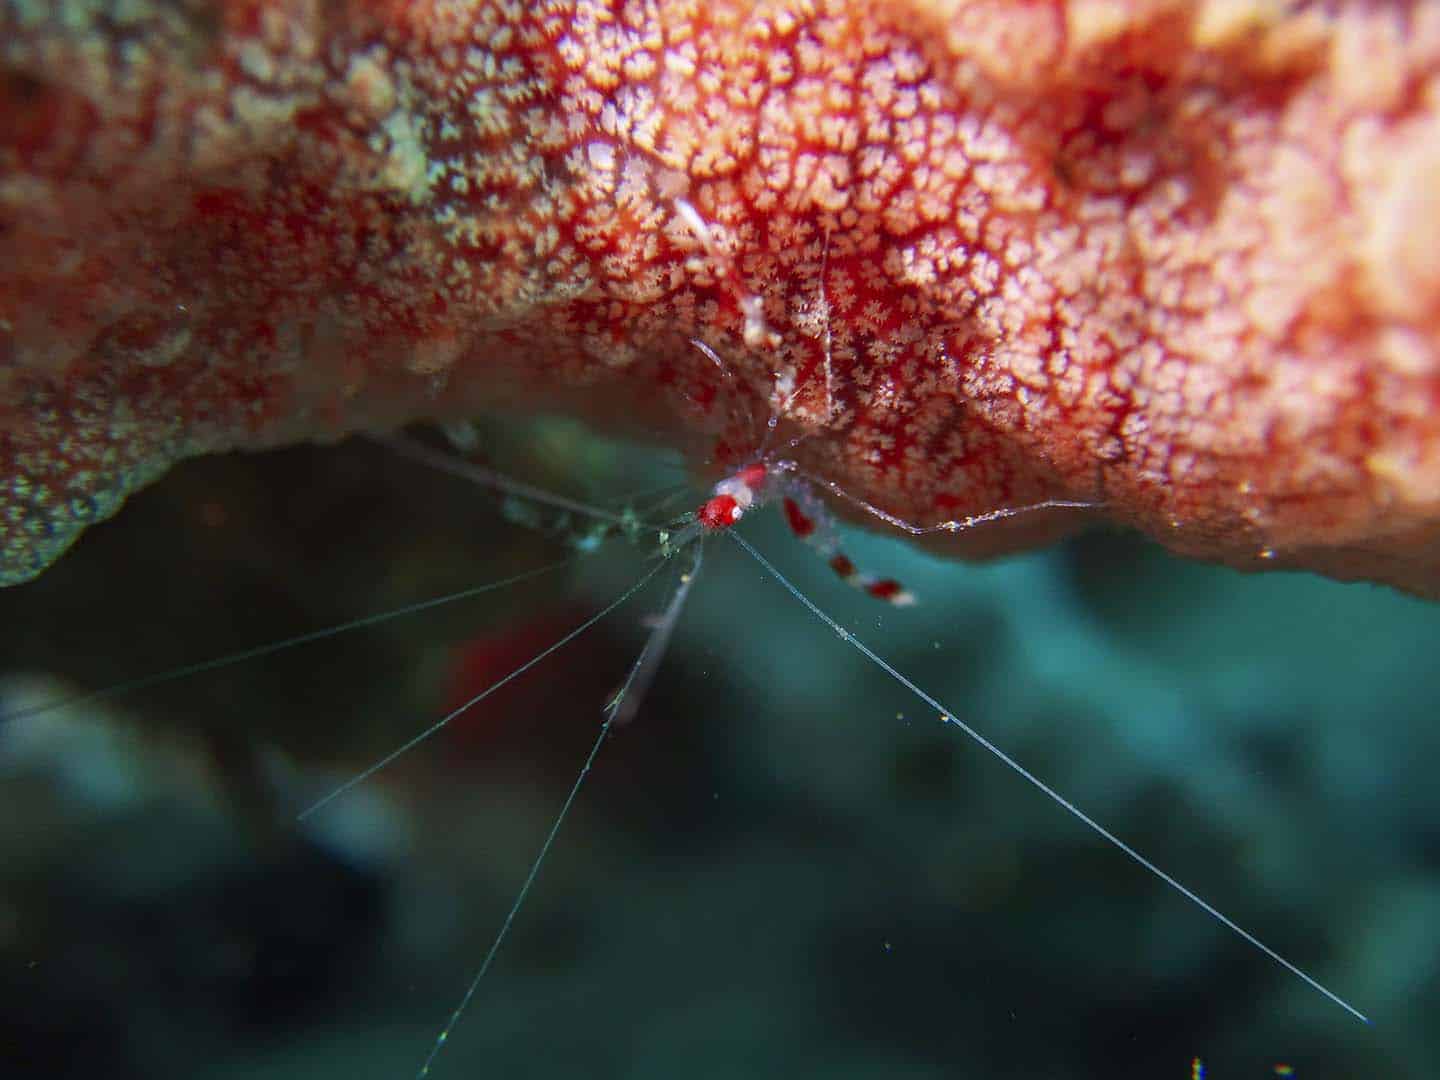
<box><xmin>3</xmin><ymin>1</ymin><xmax>1440</xmax><ymax>590</ymax></box>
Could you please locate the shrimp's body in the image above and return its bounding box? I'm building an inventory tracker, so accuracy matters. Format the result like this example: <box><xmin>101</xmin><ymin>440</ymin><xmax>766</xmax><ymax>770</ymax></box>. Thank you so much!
<box><xmin>696</xmin><ymin>459</ymin><xmax>914</xmax><ymax>605</ymax></box>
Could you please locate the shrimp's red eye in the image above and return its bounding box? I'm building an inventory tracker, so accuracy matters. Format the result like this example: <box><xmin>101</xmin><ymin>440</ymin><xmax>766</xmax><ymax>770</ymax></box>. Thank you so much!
<box><xmin>698</xmin><ymin>493</ymin><xmax>742</xmax><ymax>530</ymax></box>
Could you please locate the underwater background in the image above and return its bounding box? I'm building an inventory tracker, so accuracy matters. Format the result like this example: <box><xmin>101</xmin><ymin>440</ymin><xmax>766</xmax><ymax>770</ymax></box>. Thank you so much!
<box><xmin>1</xmin><ymin>418</ymin><xmax>1436</xmax><ymax>1080</ymax></box>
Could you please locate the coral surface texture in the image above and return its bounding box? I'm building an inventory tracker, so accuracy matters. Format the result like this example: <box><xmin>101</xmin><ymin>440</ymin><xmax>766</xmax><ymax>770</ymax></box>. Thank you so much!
<box><xmin>4</xmin><ymin>1</ymin><xmax>1440</xmax><ymax>591</ymax></box>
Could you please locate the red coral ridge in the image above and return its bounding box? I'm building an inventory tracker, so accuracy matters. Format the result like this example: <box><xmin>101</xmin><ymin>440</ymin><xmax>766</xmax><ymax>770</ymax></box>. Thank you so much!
<box><xmin>3</xmin><ymin>2</ymin><xmax>1440</xmax><ymax>592</ymax></box>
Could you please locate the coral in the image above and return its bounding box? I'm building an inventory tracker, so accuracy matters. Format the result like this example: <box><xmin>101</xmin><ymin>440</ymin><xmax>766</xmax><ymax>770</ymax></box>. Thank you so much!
<box><xmin>3</xmin><ymin>1</ymin><xmax>1439</xmax><ymax>592</ymax></box>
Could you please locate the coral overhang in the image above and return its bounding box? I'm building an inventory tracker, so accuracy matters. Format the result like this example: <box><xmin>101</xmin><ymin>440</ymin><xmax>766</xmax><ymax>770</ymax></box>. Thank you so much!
<box><xmin>3</xmin><ymin>1</ymin><xmax>1440</xmax><ymax>592</ymax></box>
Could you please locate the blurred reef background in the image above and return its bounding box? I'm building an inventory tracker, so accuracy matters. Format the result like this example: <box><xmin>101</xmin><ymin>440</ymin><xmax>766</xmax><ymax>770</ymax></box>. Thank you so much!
<box><xmin>0</xmin><ymin>418</ymin><xmax>1436</xmax><ymax>1080</ymax></box>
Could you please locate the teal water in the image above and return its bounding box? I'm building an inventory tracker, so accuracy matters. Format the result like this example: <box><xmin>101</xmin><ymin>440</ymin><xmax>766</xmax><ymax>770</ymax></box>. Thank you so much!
<box><xmin>0</xmin><ymin>426</ymin><xmax>1434</xmax><ymax>1080</ymax></box>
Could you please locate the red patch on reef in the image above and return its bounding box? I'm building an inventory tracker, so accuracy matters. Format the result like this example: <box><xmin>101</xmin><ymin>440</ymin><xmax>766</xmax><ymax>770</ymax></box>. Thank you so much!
<box><xmin>441</xmin><ymin>610</ymin><xmax>616</xmax><ymax>758</ymax></box>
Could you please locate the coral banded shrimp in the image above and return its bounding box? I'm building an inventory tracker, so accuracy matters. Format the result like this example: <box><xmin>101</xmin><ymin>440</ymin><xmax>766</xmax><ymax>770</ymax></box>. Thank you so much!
<box><xmin>0</xmin><ymin>421</ymin><xmax>1432</xmax><ymax>1080</ymax></box>
<box><xmin>680</xmin><ymin>459</ymin><xmax>914</xmax><ymax>606</ymax></box>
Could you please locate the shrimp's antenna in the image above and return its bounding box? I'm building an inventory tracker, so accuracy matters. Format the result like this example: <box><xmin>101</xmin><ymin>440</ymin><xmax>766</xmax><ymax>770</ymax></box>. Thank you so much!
<box><xmin>804</xmin><ymin>472</ymin><xmax>1100</xmax><ymax>535</ymax></box>
<box><xmin>297</xmin><ymin>556</ymin><xmax>667</xmax><ymax>822</ymax></box>
<box><xmin>601</xmin><ymin>479</ymin><xmax>692</xmax><ymax>512</ymax></box>
<box><xmin>372</xmin><ymin>432</ymin><xmax>652</xmax><ymax>529</ymax></box>
<box><xmin>415</xmin><ymin>544</ymin><xmax>705</xmax><ymax>1078</ymax></box>
<box><xmin>758</xmin><ymin>228</ymin><xmax>834</xmax><ymax>460</ymax></box>
<box><xmin>690</xmin><ymin>337</ymin><xmax>732</xmax><ymax>377</ymax></box>
<box><xmin>610</xmin><ymin>542</ymin><xmax>703</xmax><ymax>726</ymax></box>
<box><xmin>0</xmin><ymin>559</ymin><xmax>578</xmax><ymax>727</ymax></box>
<box><xmin>815</xmin><ymin>225</ymin><xmax>834</xmax><ymax>426</ymax></box>
<box><xmin>728</xmin><ymin>529</ymin><xmax>1370</xmax><ymax>1026</ymax></box>
<box><xmin>629</xmin><ymin>485</ymin><xmax>696</xmax><ymax>524</ymax></box>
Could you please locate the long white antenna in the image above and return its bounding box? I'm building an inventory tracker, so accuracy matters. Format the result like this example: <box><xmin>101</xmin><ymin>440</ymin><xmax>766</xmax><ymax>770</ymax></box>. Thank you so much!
<box><xmin>610</xmin><ymin>543</ymin><xmax>704</xmax><ymax>726</ymax></box>
<box><xmin>415</xmin><ymin>544</ymin><xmax>705</xmax><ymax>1078</ymax></box>
<box><xmin>804</xmin><ymin>472</ymin><xmax>1099</xmax><ymax>536</ymax></box>
<box><xmin>728</xmin><ymin>530</ymin><xmax>1370</xmax><ymax>1026</ymax></box>
<box><xmin>372</xmin><ymin>432</ymin><xmax>644</xmax><ymax>528</ymax></box>
<box><xmin>0</xmin><ymin>560</ymin><xmax>576</xmax><ymax>726</ymax></box>
<box><xmin>817</xmin><ymin>227</ymin><xmax>834</xmax><ymax>424</ymax></box>
<box><xmin>297</xmin><ymin>557</ymin><xmax>667</xmax><ymax>822</ymax></box>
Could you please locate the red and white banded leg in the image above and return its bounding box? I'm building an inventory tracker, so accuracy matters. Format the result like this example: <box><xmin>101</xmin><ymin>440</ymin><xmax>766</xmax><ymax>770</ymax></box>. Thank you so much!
<box><xmin>778</xmin><ymin>488</ymin><xmax>916</xmax><ymax>606</ymax></box>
